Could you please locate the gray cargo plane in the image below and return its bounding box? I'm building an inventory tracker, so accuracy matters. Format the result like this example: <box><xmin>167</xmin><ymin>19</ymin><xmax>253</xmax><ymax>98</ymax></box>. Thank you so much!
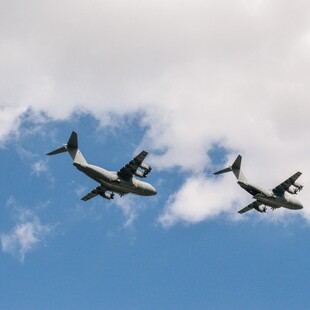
<box><xmin>213</xmin><ymin>155</ymin><xmax>303</xmax><ymax>214</ymax></box>
<box><xmin>47</xmin><ymin>131</ymin><xmax>157</xmax><ymax>201</ymax></box>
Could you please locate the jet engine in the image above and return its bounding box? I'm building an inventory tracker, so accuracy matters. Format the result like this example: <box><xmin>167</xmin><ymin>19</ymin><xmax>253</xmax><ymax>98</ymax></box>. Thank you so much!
<box><xmin>286</xmin><ymin>185</ymin><xmax>299</xmax><ymax>195</ymax></box>
<box><xmin>140</xmin><ymin>162</ymin><xmax>152</xmax><ymax>176</ymax></box>
<box><xmin>134</xmin><ymin>163</ymin><xmax>152</xmax><ymax>178</ymax></box>
<box><xmin>140</xmin><ymin>162</ymin><xmax>151</xmax><ymax>171</ymax></box>
<box><xmin>105</xmin><ymin>192</ymin><xmax>114</xmax><ymax>199</ymax></box>
<box><xmin>97</xmin><ymin>188</ymin><xmax>114</xmax><ymax>199</ymax></box>
<box><xmin>293</xmin><ymin>182</ymin><xmax>303</xmax><ymax>191</ymax></box>
<box><xmin>134</xmin><ymin>170</ymin><xmax>145</xmax><ymax>178</ymax></box>
<box><xmin>100</xmin><ymin>192</ymin><xmax>114</xmax><ymax>199</ymax></box>
<box><xmin>255</xmin><ymin>205</ymin><xmax>267</xmax><ymax>213</ymax></box>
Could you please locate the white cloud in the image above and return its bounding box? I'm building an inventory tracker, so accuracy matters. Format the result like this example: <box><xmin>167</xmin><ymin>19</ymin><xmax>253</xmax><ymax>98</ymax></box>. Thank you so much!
<box><xmin>1</xmin><ymin>217</ymin><xmax>51</xmax><ymax>262</ymax></box>
<box><xmin>1</xmin><ymin>0</ymin><xmax>310</xmax><ymax>225</ymax></box>
<box><xmin>1</xmin><ymin>198</ymin><xmax>52</xmax><ymax>261</ymax></box>
<box><xmin>113</xmin><ymin>196</ymin><xmax>148</xmax><ymax>228</ymax></box>
<box><xmin>159</xmin><ymin>171</ymin><xmax>307</xmax><ymax>227</ymax></box>
<box><xmin>0</xmin><ymin>106</ymin><xmax>27</xmax><ymax>144</ymax></box>
<box><xmin>31</xmin><ymin>159</ymin><xmax>48</xmax><ymax>175</ymax></box>
<box><xmin>158</xmin><ymin>175</ymin><xmax>240</xmax><ymax>227</ymax></box>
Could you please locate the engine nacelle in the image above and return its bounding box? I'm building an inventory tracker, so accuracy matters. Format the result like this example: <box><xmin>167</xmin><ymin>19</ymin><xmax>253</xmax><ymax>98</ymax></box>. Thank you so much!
<box><xmin>293</xmin><ymin>182</ymin><xmax>303</xmax><ymax>191</ymax></box>
<box><xmin>286</xmin><ymin>185</ymin><xmax>299</xmax><ymax>195</ymax></box>
<box><xmin>140</xmin><ymin>162</ymin><xmax>151</xmax><ymax>172</ymax></box>
<box><xmin>140</xmin><ymin>163</ymin><xmax>152</xmax><ymax>177</ymax></box>
<box><xmin>98</xmin><ymin>190</ymin><xmax>114</xmax><ymax>199</ymax></box>
<box><xmin>104</xmin><ymin>192</ymin><xmax>114</xmax><ymax>199</ymax></box>
<box><xmin>256</xmin><ymin>205</ymin><xmax>267</xmax><ymax>213</ymax></box>
<box><xmin>134</xmin><ymin>170</ymin><xmax>145</xmax><ymax>178</ymax></box>
<box><xmin>96</xmin><ymin>187</ymin><xmax>114</xmax><ymax>199</ymax></box>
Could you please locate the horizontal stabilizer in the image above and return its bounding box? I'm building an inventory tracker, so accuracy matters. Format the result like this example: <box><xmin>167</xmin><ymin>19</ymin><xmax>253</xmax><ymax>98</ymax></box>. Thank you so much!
<box><xmin>213</xmin><ymin>167</ymin><xmax>232</xmax><ymax>175</ymax></box>
<box><xmin>47</xmin><ymin>146</ymin><xmax>67</xmax><ymax>156</ymax></box>
<box><xmin>46</xmin><ymin>131</ymin><xmax>87</xmax><ymax>164</ymax></box>
<box><xmin>213</xmin><ymin>154</ymin><xmax>247</xmax><ymax>182</ymax></box>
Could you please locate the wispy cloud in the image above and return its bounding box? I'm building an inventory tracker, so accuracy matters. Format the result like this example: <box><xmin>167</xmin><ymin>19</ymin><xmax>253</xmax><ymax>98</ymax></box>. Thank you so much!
<box><xmin>0</xmin><ymin>198</ymin><xmax>53</xmax><ymax>262</ymax></box>
<box><xmin>31</xmin><ymin>159</ymin><xmax>48</xmax><ymax>175</ymax></box>
<box><xmin>1</xmin><ymin>217</ymin><xmax>51</xmax><ymax>262</ymax></box>
<box><xmin>114</xmin><ymin>196</ymin><xmax>147</xmax><ymax>228</ymax></box>
<box><xmin>15</xmin><ymin>145</ymin><xmax>54</xmax><ymax>183</ymax></box>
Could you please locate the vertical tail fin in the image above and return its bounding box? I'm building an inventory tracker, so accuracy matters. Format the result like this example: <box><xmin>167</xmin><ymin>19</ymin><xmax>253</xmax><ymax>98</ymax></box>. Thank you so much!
<box><xmin>213</xmin><ymin>155</ymin><xmax>247</xmax><ymax>183</ymax></box>
<box><xmin>230</xmin><ymin>155</ymin><xmax>247</xmax><ymax>182</ymax></box>
<box><xmin>47</xmin><ymin>131</ymin><xmax>87</xmax><ymax>165</ymax></box>
<box><xmin>66</xmin><ymin>131</ymin><xmax>87</xmax><ymax>164</ymax></box>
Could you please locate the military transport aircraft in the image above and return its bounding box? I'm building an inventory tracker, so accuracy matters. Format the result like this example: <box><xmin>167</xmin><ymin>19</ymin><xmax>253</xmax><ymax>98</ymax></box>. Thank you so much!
<box><xmin>213</xmin><ymin>155</ymin><xmax>304</xmax><ymax>214</ymax></box>
<box><xmin>47</xmin><ymin>131</ymin><xmax>157</xmax><ymax>201</ymax></box>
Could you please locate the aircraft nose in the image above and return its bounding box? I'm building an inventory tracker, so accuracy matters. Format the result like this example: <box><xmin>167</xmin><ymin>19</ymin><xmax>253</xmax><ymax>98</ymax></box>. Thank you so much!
<box><xmin>148</xmin><ymin>184</ymin><xmax>157</xmax><ymax>195</ymax></box>
<box><xmin>151</xmin><ymin>186</ymin><xmax>157</xmax><ymax>195</ymax></box>
<box><xmin>293</xmin><ymin>199</ymin><xmax>303</xmax><ymax>210</ymax></box>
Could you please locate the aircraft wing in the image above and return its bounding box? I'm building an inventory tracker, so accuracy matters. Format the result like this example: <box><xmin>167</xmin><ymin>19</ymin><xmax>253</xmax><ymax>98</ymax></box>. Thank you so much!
<box><xmin>273</xmin><ymin>172</ymin><xmax>302</xmax><ymax>195</ymax></box>
<box><xmin>81</xmin><ymin>186</ymin><xmax>114</xmax><ymax>201</ymax></box>
<box><xmin>238</xmin><ymin>201</ymin><xmax>262</xmax><ymax>214</ymax></box>
<box><xmin>117</xmin><ymin>150</ymin><xmax>150</xmax><ymax>180</ymax></box>
<box><xmin>81</xmin><ymin>189</ymin><xmax>99</xmax><ymax>201</ymax></box>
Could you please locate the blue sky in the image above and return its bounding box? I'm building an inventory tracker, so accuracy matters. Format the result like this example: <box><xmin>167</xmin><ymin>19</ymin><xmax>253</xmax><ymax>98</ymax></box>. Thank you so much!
<box><xmin>0</xmin><ymin>115</ymin><xmax>309</xmax><ymax>310</ymax></box>
<box><xmin>1</xmin><ymin>1</ymin><xmax>310</xmax><ymax>309</ymax></box>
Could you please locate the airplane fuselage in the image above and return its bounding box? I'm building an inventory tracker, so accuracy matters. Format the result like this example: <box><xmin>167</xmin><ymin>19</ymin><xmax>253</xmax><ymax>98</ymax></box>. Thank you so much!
<box><xmin>73</xmin><ymin>162</ymin><xmax>157</xmax><ymax>196</ymax></box>
<box><xmin>213</xmin><ymin>155</ymin><xmax>303</xmax><ymax>214</ymax></box>
<box><xmin>238</xmin><ymin>181</ymin><xmax>303</xmax><ymax>211</ymax></box>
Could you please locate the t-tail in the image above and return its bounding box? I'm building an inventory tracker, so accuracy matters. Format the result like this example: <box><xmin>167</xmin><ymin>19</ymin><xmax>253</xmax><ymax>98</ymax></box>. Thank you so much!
<box><xmin>47</xmin><ymin>131</ymin><xmax>87</xmax><ymax>165</ymax></box>
<box><xmin>213</xmin><ymin>155</ymin><xmax>247</xmax><ymax>183</ymax></box>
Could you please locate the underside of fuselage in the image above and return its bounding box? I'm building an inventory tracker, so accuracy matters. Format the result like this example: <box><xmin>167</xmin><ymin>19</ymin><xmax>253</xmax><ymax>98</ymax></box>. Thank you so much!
<box><xmin>254</xmin><ymin>194</ymin><xmax>303</xmax><ymax>210</ymax></box>
<box><xmin>238</xmin><ymin>181</ymin><xmax>271</xmax><ymax>197</ymax></box>
<box><xmin>48</xmin><ymin>132</ymin><xmax>157</xmax><ymax>200</ymax></box>
<box><xmin>74</xmin><ymin>162</ymin><xmax>155</xmax><ymax>196</ymax></box>
<box><xmin>237</xmin><ymin>181</ymin><xmax>303</xmax><ymax>211</ymax></box>
<box><xmin>99</xmin><ymin>179</ymin><xmax>149</xmax><ymax>196</ymax></box>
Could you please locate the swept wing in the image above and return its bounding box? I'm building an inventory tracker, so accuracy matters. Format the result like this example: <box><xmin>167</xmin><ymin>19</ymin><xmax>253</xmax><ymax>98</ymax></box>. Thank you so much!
<box><xmin>238</xmin><ymin>201</ymin><xmax>263</xmax><ymax>214</ymax></box>
<box><xmin>117</xmin><ymin>151</ymin><xmax>151</xmax><ymax>181</ymax></box>
<box><xmin>81</xmin><ymin>186</ymin><xmax>114</xmax><ymax>201</ymax></box>
<box><xmin>273</xmin><ymin>172</ymin><xmax>302</xmax><ymax>195</ymax></box>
